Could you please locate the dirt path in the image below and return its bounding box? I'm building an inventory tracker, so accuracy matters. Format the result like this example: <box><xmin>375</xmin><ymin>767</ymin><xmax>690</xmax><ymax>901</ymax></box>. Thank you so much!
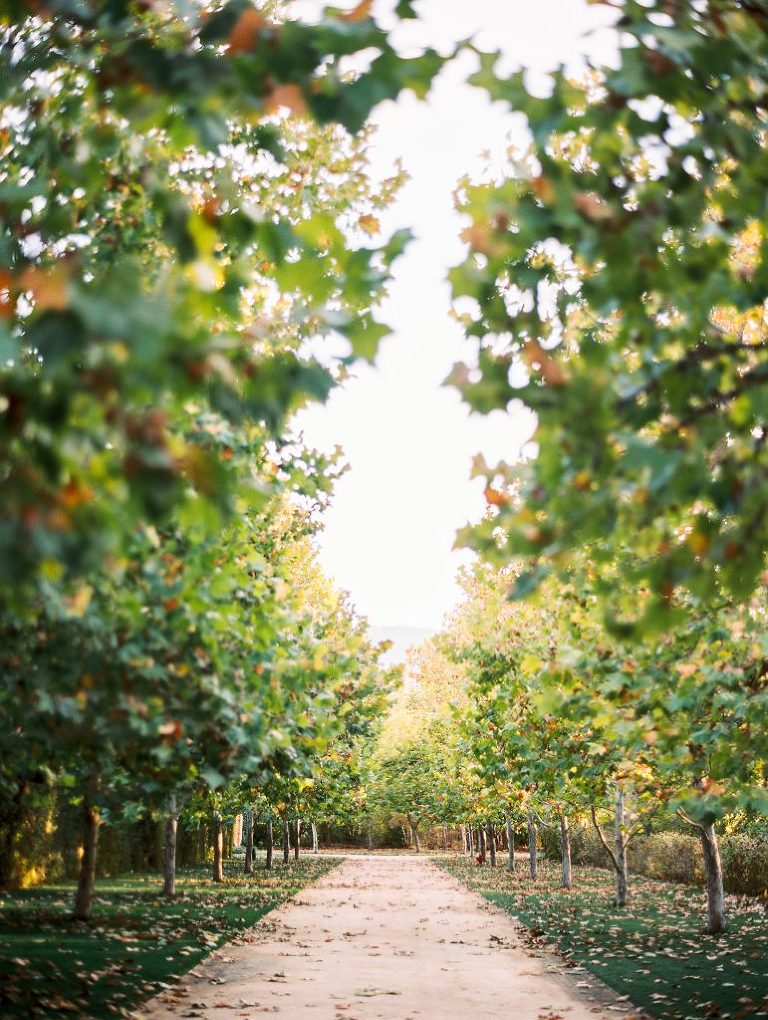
<box><xmin>135</xmin><ymin>855</ymin><xmax>628</xmax><ymax>1020</ymax></box>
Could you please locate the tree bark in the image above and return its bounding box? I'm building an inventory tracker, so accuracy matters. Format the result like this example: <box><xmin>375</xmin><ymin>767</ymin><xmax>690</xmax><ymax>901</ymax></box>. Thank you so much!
<box><xmin>700</xmin><ymin>822</ymin><xmax>726</xmax><ymax>934</ymax></box>
<box><xmin>311</xmin><ymin>822</ymin><xmax>319</xmax><ymax>854</ymax></box>
<box><xmin>559</xmin><ymin>812</ymin><xmax>572</xmax><ymax>890</ymax></box>
<box><xmin>460</xmin><ymin>824</ymin><xmax>467</xmax><ymax>856</ymax></box>
<box><xmin>487</xmin><ymin>823</ymin><xmax>496</xmax><ymax>867</ymax></box>
<box><xmin>477</xmin><ymin>825</ymin><xmax>486</xmax><ymax>857</ymax></box>
<box><xmin>527</xmin><ymin>811</ymin><xmax>538</xmax><ymax>879</ymax></box>
<box><xmin>212</xmin><ymin>812</ymin><xmax>224</xmax><ymax>882</ymax></box>
<box><xmin>163</xmin><ymin>794</ymin><xmax>179</xmax><ymax>897</ymax></box>
<box><xmin>614</xmin><ymin>787</ymin><xmax>629</xmax><ymax>907</ymax></box>
<box><xmin>467</xmin><ymin>825</ymin><xmax>474</xmax><ymax>858</ymax></box>
<box><xmin>282</xmin><ymin>817</ymin><xmax>290</xmax><ymax>864</ymax></box>
<box><xmin>73</xmin><ymin>796</ymin><xmax>101</xmax><ymax>920</ymax></box>
<box><xmin>265</xmin><ymin>819</ymin><xmax>274</xmax><ymax>869</ymax></box>
<box><xmin>505</xmin><ymin>812</ymin><xmax>515</xmax><ymax>871</ymax></box>
<box><xmin>244</xmin><ymin>808</ymin><xmax>254</xmax><ymax>874</ymax></box>
<box><xmin>366</xmin><ymin>823</ymin><xmax>373</xmax><ymax>851</ymax></box>
<box><xmin>407</xmin><ymin>814</ymin><xmax>421</xmax><ymax>853</ymax></box>
<box><xmin>293</xmin><ymin>819</ymin><xmax>301</xmax><ymax>861</ymax></box>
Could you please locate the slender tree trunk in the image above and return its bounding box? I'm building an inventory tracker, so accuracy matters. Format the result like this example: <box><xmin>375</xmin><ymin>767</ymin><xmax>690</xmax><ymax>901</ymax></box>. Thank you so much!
<box><xmin>505</xmin><ymin>812</ymin><xmax>515</xmax><ymax>871</ymax></box>
<box><xmin>163</xmin><ymin>794</ymin><xmax>179</xmax><ymax>897</ymax></box>
<box><xmin>477</xmin><ymin>825</ymin><xmax>486</xmax><ymax>857</ymax></box>
<box><xmin>467</xmin><ymin>825</ymin><xmax>474</xmax><ymax>858</ymax></box>
<box><xmin>700</xmin><ymin>822</ymin><xmax>726</xmax><ymax>934</ymax></box>
<box><xmin>559</xmin><ymin>812</ymin><xmax>572</xmax><ymax>890</ymax></box>
<box><xmin>311</xmin><ymin>822</ymin><xmax>319</xmax><ymax>854</ymax></box>
<box><xmin>442</xmin><ymin>825</ymin><xmax>448</xmax><ymax>850</ymax></box>
<box><xmin>282</xmin><ymin>817</ymin><xmax>291</xmax><ymax>864</ymax></box>
<box><xmin>614</xmin><ymin>787</ymin><xmax>629</xmax><ymax>907</ymax></box>
<box><xmin>212</xmin><ymin>812</ymin><xmax>224</xmax><ymax>882</ymax></box>
<box><xmin>265</xmin><ymin>819</ymin><xmax>274</xmax><ymax>869</ymax></box>
<box><xmin>407</xmin><ymin>814</ymin><xmax>421</xmax><ymax>853</ymax></box>
<box><xmin>527</xmin><ymin>811</ymin><xmax>538</xmax><ymax>880</ymax></box>
<box><xmin>460</xmin><ymin>824</ymin><xmax>467</xmax><ymax>856</ymax></box>
<box><xmin>487</xmin><ymin>823</ymin><xmax>496</xmax><ymax>867</ymax></box>
<box><xmin>244</xmin><ymin>808</ymin><xmax>254</xmax><ymax>874</ymax></box>
<box><xmin>366</xmin><ymin>823</ymin><xmax>373</xmax><ymax>851</ymax></box>
<box><xmin>293</xmin><ymin>819</ymin><xmax>301</xmax><ymax>861</ymax></box>
<box><xmin>73</xmin><ymin>796</ymin><xmax>101</xmax><ymax>921</ymax></box>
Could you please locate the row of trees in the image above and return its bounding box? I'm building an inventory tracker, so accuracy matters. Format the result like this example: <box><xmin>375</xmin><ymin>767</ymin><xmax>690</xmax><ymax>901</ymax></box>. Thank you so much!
<box><xmin>0</xmin><ymin>0</ymin><xmax>441</xmax><ymax>916</ymax></box>
<box><xmin>369</xmin><ymin>0</ymin><xmax>768</xmax><ymax>939</ymax></box>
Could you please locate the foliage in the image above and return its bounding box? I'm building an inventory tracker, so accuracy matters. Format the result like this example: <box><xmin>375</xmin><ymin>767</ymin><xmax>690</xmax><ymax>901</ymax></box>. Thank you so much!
<box><xmin>449</xmin><ymin>2</ymin><xmax>768</xmax><ymax>629</ymax></box>
<box><xmin>0</xmin><ymin>0</ymin><xmax>442</xmax><ymax>610</ymax></box>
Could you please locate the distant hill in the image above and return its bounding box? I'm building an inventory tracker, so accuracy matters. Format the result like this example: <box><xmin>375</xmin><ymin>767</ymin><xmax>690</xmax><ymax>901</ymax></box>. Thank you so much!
<box><xmin>368</xmin><ymin>625</ymin><xmax>435</xmax><ymax>667</ymax></box>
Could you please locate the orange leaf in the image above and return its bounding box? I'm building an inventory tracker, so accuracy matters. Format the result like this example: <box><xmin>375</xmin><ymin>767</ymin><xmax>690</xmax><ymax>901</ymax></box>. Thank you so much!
<box><xmin>228</xmin><ymin>8</ymin><xmax>266</xmax><ymax>54</ymax></box>
<box><xmin>340</xmin><ymin>0</ymin><xmax>372</xmax><ymax>21</ymax></box>
<box><xmin>522</xmin><ymin>340</ymin><xmax>567</xmax><ymax>387</ymax></box>
<box><xmin>265</xmin><ymin>84</ymin><xmax>308</xmax><ymax>117</ymax></box>
<box><xmin>572</xmin><ymin>191</ymin><xmax>613</xmax><ymax>221</ymax></box>
<box><xmin>20</xmin><ymin>265</ymin><xmax>70</xmax><ymax>311</ymax></box>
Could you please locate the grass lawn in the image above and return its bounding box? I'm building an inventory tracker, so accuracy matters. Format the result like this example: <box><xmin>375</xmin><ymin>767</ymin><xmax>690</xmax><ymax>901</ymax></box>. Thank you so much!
<box><xmin>439</xmin><ymin>856</ymin><xmax>768</xmax><ymax>1020</ymax></box>
<box><xmin>0</xmin><ymin>855</ymin><xmax>339</xmax><ymax>1019</ymax></box>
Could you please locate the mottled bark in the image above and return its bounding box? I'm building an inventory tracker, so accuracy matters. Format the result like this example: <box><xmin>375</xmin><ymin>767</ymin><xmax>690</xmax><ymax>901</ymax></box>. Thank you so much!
<box><xmin>282</xmin><ymin>818</ymin><xmax>290</xmax><ymax>864</ymax></box>
<box><xmin>527</xmin><ymin>811</ymin><xmax>538</xmax><ymax>879</ymax></box>
<box><xmin>701</xmin><ymin>822</ymin><xmax>726</xmax><ymax>934</ymax></box>
<box><xmin>293</xmin><ymin>819</ymin><xmax>301</xmax><ymax>861</ymax></box>
<box><xmin>265</xmin><ymin>819</ymin><xmax>274</xmax><ymax>869</ymax></box>
<box><xmin>73</xmin><ymin>795</ymin><xmax>101</xmax><ymax>921</ymax></box>
<box><xmin>212</xmin><ymin>812</ymin><xmax>224</xmax><ymax>882</ymax></box>
<box><xmin>163</xmin><ymin>794</ymin><xmax>179</xmax><ymax>897</ymax></box>
<box><xmin>244</xmin><ymin>809</ymin><xmax>254</xmax><ymax>874</ymax></box>
<box><xmin>487</xmin><ymin>823</ymin><xmax>496</xmax><ymax>867</ymax></box>
<box><xmin>559</xmin><ymin>812</ymin><xmax>572</xmax><ymax>890</ymax></box>
<box><xmin>312</xmin><ymin>822</ymin><xmax>319</xmax><ymax>854</ymax></box>
<box><xmin>505</xmin><ymin>812</ymin><xmax>515</xmax><ymax>871</ymax></box>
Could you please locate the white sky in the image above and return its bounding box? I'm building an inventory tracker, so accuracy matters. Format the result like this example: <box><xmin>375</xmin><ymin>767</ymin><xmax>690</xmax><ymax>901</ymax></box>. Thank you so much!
<box><xmin>294</xmin><ymin>0</ymin><xmax>618</xmax><ymax>630</ymax></box>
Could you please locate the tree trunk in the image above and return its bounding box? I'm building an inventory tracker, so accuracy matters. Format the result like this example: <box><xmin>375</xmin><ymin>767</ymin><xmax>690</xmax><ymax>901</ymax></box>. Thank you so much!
<box><xmin>477</xmin><ymin>825</ymin><xmax>486</xmax><ymax>857</ymax></box>
<box><xmin>244</xmin><ymin>808</ymin><xmax>254</xmax><ymax>874</ymax></box>
<box><xmin>212</xmin><ymin>812</ymin><xmax>224</xmax><ymax>882</ymax></box>
<box><xmin>407</xmin><ymin>815</ymin><xmax>421</xmax><ymax>853</ymax></box>
<box><xmin>460</xmin><ymin>824</ymin><xmax>467</xmax><ymax>856</ymax></box>
<box><xmin>265</xmin><ymin>819</ymin><xmax>274</xmax><ymax>869</ymax></box>
<box><xmin>614</xmin><ymin>787</ymin><xmax>629</xmax><ymax>907</ymax></box>
<box><xmin>73</xmin><ymin>798</ymin><xmax>101</xmax><ymax>921</ymax></box>
<box><xmin>442</xmin><ymin>825</ymin><xmax>448</xmax><ymax>850</ymax></box>
<box><xmin>163</xmin><ymin>794</ymin><xmax>179</xmax><ymax>897</ymax></box>
<box><xmin>366</xmin><ymin>823</ymin><xmax>373</xmax><ymax>851</ymax></box>
<box><xmin>700</xmin><ymin>822</ymin><xmax>726</xmax><ymax>934</ymax></box>
<box><xmin>527</xmin><ymin>811</ymin><xmax>538</xmax><ymax>880</ymax></box>
<box><xmin>559</xmin><ymin>812</ymin><xmax>572</xmax><ymax>890</ymax></box>
<box><xmin>487</xmin><ymin>823</ymin><xmax>496</xmax><ymax>867</ymax></box>
<box><xmin>312</xmin><ymin>822</ymin><xmax>319</xmax><ymax>854</ymax></box>
<box><xmin>467</xmin><ymin>825</ymin><xmax>474</xmax><ymax>858</ymax></box>
<box><xmin>293</xmin><ymin>819</ymin><xmax>301</xmax><ymax>861</ymax></box>
<box><xmin>282</xmin><ymin>817</ymin><xmax>290</xmax><ymax>864</ymax></box>
<box><xmin>505</xmin><ymin>812</ymin><xmax>515</xmax><ymax>871</ymax></box>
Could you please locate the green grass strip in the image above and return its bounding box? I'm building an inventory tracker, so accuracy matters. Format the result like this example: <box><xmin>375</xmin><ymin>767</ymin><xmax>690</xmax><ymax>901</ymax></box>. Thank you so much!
<box><xmin>439</xmin><ymin>857</ymin><xmax>768</xmax><ymax>1020</ymax></box>
<box><xmin>0</xmin><ymin>857</ymin><xmax>339</xmax><ymax>1018</ymax></box>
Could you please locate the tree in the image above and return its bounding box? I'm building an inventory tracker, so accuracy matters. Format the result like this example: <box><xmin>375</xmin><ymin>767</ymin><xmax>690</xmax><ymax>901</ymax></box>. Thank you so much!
<box><xmin>0</xmin><ymin>0</ymin><xmax>442</xmax><ymax>612</ymax></box>
<box><xmin>449</xmin><ymin>2</ymin><xmax>768</xmax><ymax>630</ymax></box>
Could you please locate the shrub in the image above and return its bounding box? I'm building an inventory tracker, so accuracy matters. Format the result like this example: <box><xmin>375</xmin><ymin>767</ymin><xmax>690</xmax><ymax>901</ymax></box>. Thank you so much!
<box><xmin>721</xmin><ymin>834</ymin><xmax>768</xmax><ymax>898</ymax></box>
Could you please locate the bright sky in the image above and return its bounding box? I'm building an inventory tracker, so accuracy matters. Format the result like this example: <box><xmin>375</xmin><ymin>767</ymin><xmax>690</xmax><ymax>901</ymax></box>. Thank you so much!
<box><xmin>295</xmin><ymin>0</ymin><xmax>618</xmax><ymax>630</ymax></box>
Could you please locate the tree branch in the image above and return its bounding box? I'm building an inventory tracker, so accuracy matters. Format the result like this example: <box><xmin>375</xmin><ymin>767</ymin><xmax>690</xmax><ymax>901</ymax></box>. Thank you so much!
<box><xmin>591</xmin><ymin>805</ymin><xmax>621</xmax><ymax>873</ymax></box>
